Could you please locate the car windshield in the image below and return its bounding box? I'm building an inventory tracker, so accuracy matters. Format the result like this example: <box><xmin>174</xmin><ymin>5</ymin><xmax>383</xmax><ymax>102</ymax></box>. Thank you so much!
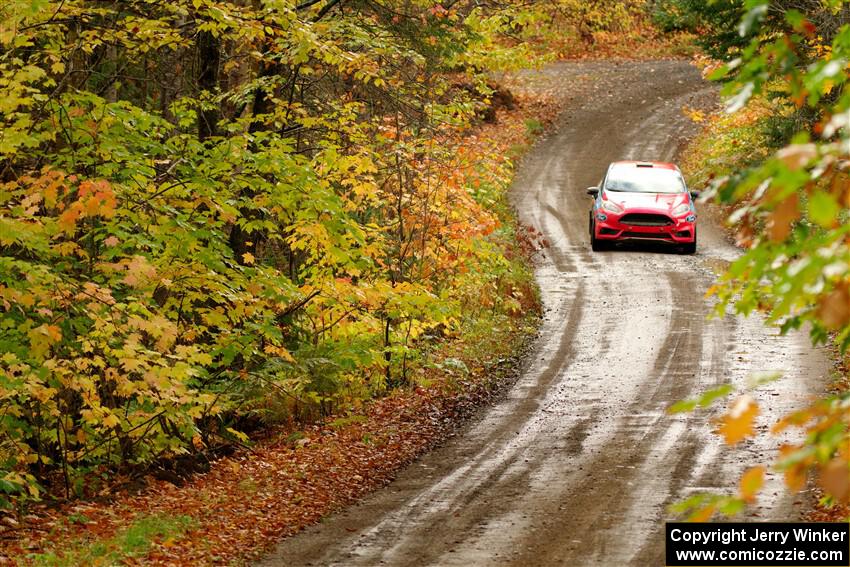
<box><xmin>604</xmin><ymin>165</ymin><xmax>685</xmax><ymax>194</ymax></box>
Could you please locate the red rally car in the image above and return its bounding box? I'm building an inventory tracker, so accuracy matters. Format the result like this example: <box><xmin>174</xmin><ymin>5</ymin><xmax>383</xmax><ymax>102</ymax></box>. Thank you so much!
<box><xmin>587</xmin><ymin>161</ymin><xmax>699</xmax><ymax>254</ymax></box>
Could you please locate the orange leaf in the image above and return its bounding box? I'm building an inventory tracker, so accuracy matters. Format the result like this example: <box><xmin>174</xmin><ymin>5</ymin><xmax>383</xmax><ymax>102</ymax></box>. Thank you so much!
<box><xmin>45</xmin><ymin>324</ymin><xmax>62</xmax><ymax>342</ymax></box>
<box><xmin>777</xmin><ymin>143</ymin><xmax>816</xmax><ymax>171</ymax></box>
<box><xmin>716</xmin><ymin>395</ymin><xmax>759</xmax><ymax>445</ymax></box>
<box><xmin>740</xmin><ymin>466</ymin><xmax>765</xmax><ymax>502</ymax></box>
<box><xmin>818</xmin><ymin>457</ymin><xmax>850</xmax><ymax>504</ymax></box>
<box><xmin>772</xmin><ymin>408</ymin><xmax>814</xmax><ymax>433</ymax></box>
<box><xmin>688</xmin><ymin>504</ymin><xmax>716</xmax><ymax>522</ymax></box>
<box><xmin>784</xmin><ymin>462</ymin><xmax>808</xmax><ymax>493</ymax></box>
<box><xmin>767</xmin><ymin>193</ymin><xmax>799</xmax><ymax>242</ymax></box>
<box><xmin>57</xmin><ymin>202</ymin><xmax>82</xmax><ymax>231</ymax></box>
<box><xmin>817</xmin><ymin>283</ymin><xmax>850</xmax><ymax>330</ymax></box>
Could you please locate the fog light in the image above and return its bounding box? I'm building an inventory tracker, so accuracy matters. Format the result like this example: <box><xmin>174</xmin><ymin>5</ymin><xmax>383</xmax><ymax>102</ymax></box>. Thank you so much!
<box><xmin>686</xmin><ymin>214</ymin><xmax>696</xmax><ymax>222</ymax></box>
<box><xmin>596</xmin><ymin>213</ymin><xmax>607</xmax><ymax>221</ymax></box>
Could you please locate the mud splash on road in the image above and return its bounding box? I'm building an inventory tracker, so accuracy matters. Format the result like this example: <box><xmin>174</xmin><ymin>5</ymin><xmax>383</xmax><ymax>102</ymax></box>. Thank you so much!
<box><xmin>258</xmin><ymin>60</ymin><xmax>828</xmax><ymax>567</ymax></box>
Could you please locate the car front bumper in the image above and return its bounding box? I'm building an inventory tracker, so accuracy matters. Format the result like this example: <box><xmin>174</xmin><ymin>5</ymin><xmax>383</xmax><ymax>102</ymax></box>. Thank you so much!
<box><xmin>594</xmin><ymin>211</ymin><xmax>696</xmax><ymax>243</ymax></box>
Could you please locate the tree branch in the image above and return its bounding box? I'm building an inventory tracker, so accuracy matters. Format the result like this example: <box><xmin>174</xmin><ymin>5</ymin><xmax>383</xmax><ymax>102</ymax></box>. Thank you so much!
<box><xmin>314</xmin><ymin>0</ymin><xmax>347</xmax><ymax>22</ymax></box>
<box><xmin>295</xmin><ymin>0</ymin><xmax>324</xmax><ymax>10</ymax></box>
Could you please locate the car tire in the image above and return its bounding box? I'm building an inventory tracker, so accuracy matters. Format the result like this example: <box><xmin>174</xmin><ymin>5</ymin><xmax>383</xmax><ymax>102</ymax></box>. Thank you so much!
<box><xmin>590</xmin><ymin>220</ymin><xmax>608</xmax><ymax>252</ymax></box>
<box><xmin>680</xmin><ymin>229</ymin><xmax>697</xmax><ymax>255</ymax></box>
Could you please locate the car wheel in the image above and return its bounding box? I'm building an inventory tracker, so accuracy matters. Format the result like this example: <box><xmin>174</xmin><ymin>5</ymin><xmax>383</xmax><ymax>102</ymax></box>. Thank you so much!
<box><xmin>680</xmin><ymin>229</ymin><xmax>697</xmax><ymax>255</ymax></box>
<box><xmin>590</xmin><ymin>220</ymin><xmax>607</xmax><ymax>252</ymax></box>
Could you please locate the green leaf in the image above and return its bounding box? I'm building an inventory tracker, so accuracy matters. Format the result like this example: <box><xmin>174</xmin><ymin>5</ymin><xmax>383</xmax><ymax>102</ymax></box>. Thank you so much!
<box><xmin>669</xmin><ymin>383</ymin><xmax>734</xmax><ymax>414</ymax></box>
<box><xmin>807</xmin><ymin>191</ymin><xmax>839</xmax><ymax>228</ymax></box>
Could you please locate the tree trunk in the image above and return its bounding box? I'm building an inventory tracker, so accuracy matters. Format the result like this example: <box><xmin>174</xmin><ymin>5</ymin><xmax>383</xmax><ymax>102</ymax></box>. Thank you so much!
<box><xmin>197</xmin><ymin>30</ymin><xmax>221</xmax><ymax>140</ymax></box>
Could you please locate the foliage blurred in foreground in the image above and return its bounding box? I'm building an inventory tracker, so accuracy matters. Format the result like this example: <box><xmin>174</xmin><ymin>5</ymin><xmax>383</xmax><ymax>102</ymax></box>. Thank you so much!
<box><xmin>663</xmin><ymin>0</ymin><xmax>850</xmax><ymax>519</ymax></box>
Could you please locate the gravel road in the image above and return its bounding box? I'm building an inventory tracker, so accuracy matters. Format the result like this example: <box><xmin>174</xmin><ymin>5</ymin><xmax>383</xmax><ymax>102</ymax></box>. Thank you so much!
<box><xmin>258</xmin><ymin>60</ymin><xmax>829</xmax><ymax>567</ymax></box>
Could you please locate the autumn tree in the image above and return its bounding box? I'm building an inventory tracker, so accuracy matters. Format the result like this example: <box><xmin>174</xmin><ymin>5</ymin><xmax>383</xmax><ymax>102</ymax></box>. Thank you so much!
<box><xmin>0</xmin><ymin>0</ymin><xmax>548</xmax><ymax>505</ymax></box>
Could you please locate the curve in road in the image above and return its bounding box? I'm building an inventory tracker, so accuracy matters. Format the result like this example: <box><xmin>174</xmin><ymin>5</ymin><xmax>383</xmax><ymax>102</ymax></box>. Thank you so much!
<box><xmin>258</xmin><ymin>60</ymin><xmax>828</xmax><ymax>567</ymax></box>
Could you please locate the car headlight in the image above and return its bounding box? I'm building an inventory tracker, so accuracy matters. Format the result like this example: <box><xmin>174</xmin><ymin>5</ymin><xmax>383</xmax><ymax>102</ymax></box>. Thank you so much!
<box><xmin>672</xmin><ymin>203</ymin><xmax>691</xmax><ymax>216</ymax></box>
<box><xmin>602</xmin><ymin>200</ymin><xmax>624</xmax><ymax>214</ymax></box>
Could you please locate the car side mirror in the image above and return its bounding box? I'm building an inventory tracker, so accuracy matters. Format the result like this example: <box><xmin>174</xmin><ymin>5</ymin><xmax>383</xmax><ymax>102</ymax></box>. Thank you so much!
<box><xmin>689</xmin><ymin>190</ymin><xmax>701</xmax><ymax>200</ymax></box>
<box><xmin>587</xmin><ymin>187</ymin><xmax>599</xmax><ymax>197</ymax></box>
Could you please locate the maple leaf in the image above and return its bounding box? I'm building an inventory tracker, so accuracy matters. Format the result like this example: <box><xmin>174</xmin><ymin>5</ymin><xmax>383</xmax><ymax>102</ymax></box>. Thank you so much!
<box><xmin>103</xmin><ymin>235</ymin><xmax>119</xmax><ymax>247</ymax></box>
<box><xmin>57</xmin><ymin>203</ymin><xmax>82</xmax><ymax>231</ymax></box>
<box><xmin>242</xmin><ymin>252</ymin><xmax>255</xmax><ymax>265</ymax></box>
<box><xmin>27</xmin><ymin>324</ymin><xmax>62</xmax><ymax>359</ymax></box>
<box><xmin>102</xmin><ymin>413</ymin><xmax>120</xmax><ymax>429</ymax></box>
<box><xmin>716</xmin><ymin>395</ymin><xmax>759</xmax><ymax>445</ymax></box>
<box><xmin>123</xmin><ymin>255</ymin><xmax>156</xmax><ymax>287</ymax></box>
<box><xmin>120</xmin><ymin>357</ymin><xmax>144</xmax><ymax>372</ymax></box>
<box><xmin>263</xmin><ymin>344</ymin><xmax>295</xmax><ymax>362</ymax></box>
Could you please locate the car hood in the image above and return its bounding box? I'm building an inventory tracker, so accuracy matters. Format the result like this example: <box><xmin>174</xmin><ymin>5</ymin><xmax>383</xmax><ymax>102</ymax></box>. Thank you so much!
<box><xmin>603</xmin><ymin>190</ymin><xmax>689</xmax><ymax>213</ymax></box>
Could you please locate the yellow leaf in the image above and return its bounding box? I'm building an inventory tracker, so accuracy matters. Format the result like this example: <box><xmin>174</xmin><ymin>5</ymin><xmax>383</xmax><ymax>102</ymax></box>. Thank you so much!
<box><xmin>716</xmin><ymin>395</ymin><xmax>759</xmax><ymax>445</ymax></box>
<box><xmin>263</xmin><ymin>344</ymin><xmax>295</xmax><ymax>362</ymax></box>
<box><xmin>119</xmin><ymin>357</ymin><xmax>143</xmax><ymax>372</ymax></box>
<box><xmin>102</xmin><ymin>413</ymin><xmax>119</xmax><ymax>428</ymax></box>
<box><xmin>682</xmin><ymin>106</ymin><xmax>705</xmax><ymax>123</ymax></box>
<box><xmin>242</xmin><ymin>252</ymin><xmax>255</xmax><ymax>265</ymax></box>
<box><xmin>27</xmin><ymin>323</ymin><xmax>61</xmax><ymax>359</ymax></box>
<box><xmin>740</xmin><ymin>466</ymin><xmax>765</xmax><ymax>502</ymax></box>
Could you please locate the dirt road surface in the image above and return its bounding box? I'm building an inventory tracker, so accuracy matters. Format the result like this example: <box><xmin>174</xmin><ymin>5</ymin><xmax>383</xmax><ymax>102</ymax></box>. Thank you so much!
<box><xmin>258</xmin><ymin>61</ymin><xmax>828</xmax><ymax>566</ymax></box>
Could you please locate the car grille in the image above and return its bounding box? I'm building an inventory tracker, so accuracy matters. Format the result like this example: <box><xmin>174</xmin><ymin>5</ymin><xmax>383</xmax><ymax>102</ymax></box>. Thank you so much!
<box><xmin>622</xmin><ymin>232</ymin><xmax>671</xmax><ymax>240</ymax></box>
<box><xmin>619</xmin><ymin>213</ymin><xmax>673</xmax><ymax>226</ymax></box>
